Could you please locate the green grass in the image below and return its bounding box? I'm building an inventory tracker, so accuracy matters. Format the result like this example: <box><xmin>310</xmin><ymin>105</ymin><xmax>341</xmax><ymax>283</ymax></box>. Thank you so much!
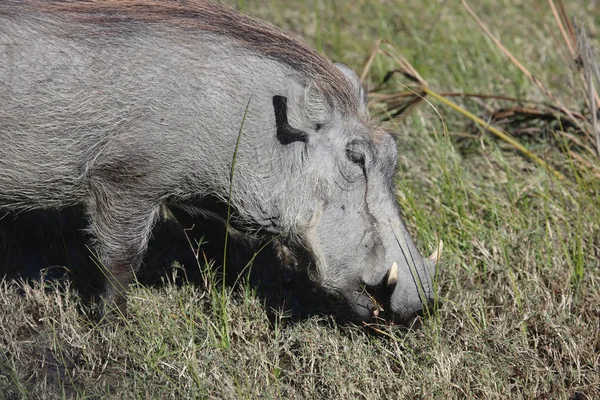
<box><xmin>1</xmin><ymin>1</ymin><xmax>600</xmax><ymax>398</ymax></box>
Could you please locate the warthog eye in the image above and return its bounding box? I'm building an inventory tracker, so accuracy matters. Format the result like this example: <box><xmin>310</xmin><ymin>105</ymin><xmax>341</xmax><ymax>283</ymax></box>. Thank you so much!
<box><xmin>346</xmin><ymin>149</ymin><xmax>365</xmax><ymax>166</ymax></box>
<box><xmin>346</xmin><ymin>140</ymin><xmax>366</xmax><ymax>167</ymax></box>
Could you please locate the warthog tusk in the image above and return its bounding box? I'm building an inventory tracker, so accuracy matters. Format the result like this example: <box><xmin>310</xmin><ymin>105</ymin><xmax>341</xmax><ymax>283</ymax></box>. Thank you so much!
<box><xmin>428</xmin><ymin>240</ymin><xmax>444</xmax><ymax>264</ymax></box>
<box><xmin>387</xmin><ymin>262</ymin><xmax>398</xmax><ymax>286</ymax></box>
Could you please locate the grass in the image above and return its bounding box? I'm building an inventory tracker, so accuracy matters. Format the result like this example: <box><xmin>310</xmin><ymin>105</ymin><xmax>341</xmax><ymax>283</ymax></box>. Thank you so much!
<box><xmin>1</xmin><ymin>0</ymin><xmax>600</xmax><ymax>398</ymax></box>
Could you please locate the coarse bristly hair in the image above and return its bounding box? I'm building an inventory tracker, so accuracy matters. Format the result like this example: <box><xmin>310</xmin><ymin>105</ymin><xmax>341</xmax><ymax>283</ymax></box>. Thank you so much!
<box><xmin>11</xmin><ymin>0</ymin><xmax>361</xmax><ymax>115</ymax></box>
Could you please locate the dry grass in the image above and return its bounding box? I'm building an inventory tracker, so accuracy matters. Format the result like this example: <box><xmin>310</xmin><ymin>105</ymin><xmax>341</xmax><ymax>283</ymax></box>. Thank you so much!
<box><xmin>1</xmin><ymin>0</ymin><xmax>600</xmax><ymax>399</ymax></box>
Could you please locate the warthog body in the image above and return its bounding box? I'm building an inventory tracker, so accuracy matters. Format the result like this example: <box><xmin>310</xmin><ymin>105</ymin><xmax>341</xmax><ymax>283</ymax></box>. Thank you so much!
<box><xmin>0</xmin><ymin>0</ymin><xmax>436</xmax><ymax>322</ymax></box>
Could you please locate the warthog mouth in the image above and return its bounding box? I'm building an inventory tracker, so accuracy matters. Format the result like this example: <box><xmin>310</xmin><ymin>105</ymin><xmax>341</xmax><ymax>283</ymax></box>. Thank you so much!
<box><xmin>348</xmin><ymin>254</ymin><xmax>440</xmax><ymax>326</ymax></box>
<box><xmin>271</xmin><ymin>240</ymin><xmax>439</xmax><ymax>325</ymax></box>
<box><xmin>357</xmin><ymin>241</ymin><xmax>443</xmax><ymax>326</ymax></box>
<box><xmin>348</xmin><ymin>279</ymin><xmax>401</xmax><ymax>324</ymax></box>
<box><xmin>349</xmin><ymin>285</ymin><xmax>437</xmax><ymax>327</ymax></box>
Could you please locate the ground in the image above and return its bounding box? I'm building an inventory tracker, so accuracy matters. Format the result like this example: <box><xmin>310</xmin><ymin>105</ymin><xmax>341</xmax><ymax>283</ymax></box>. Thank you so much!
<box><xmin>1</xmin><ymin>1</ymin><xmax>599</xmax><ymax>399</ymax></box>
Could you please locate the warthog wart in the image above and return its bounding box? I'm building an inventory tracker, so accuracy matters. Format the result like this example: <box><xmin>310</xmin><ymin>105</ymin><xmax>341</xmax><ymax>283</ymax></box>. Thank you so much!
<box><xmin>0</xmin><ymin>0</ymin><xmax>440</xmax><ymax>323</ymax></box>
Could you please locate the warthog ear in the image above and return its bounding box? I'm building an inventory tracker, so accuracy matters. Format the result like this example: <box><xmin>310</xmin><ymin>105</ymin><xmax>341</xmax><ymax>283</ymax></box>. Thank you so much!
<box><xmin>273</xmin><ymin>95</ymin><xmax>308</xmax><ymax>145</ymax></box>
<box><xmin>335</xmin><ymin>63</ymin><xmax>367</xmax><ymax>107</ymax></box>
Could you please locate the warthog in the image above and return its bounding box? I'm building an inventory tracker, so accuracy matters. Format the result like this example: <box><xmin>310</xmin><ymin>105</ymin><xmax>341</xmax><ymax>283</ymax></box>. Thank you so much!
<box><xmin>0</xmin><ymin>0</ymin><xmax>440</xmax><ymax>323</ymax></box>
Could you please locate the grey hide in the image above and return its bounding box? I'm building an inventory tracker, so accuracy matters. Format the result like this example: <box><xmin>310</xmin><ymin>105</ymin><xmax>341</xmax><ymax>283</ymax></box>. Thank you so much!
<box><xmin>0</xmin><ymin>0</ymin><xmax>437</xmax><ymax>323</ymax></box>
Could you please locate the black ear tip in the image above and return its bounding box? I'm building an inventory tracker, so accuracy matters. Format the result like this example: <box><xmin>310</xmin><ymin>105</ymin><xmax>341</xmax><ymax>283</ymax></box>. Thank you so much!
<box><xmin>272</xmin><ymin>95</ymin><xmax>285</xmax><ymax>108</ymax></box>
<box><xmin>272</xmin><ymin>95</ymin><xmax>308</xmax><ymax>145</ymax></box>
<box><xmin>272</xmin><ymin>95</ymin><xmax>286</xmax><ymax>120</ymax></box>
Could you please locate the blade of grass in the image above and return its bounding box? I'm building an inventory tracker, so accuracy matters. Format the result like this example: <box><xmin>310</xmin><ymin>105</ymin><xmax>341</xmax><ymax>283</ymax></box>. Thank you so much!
<box><xmin>221</xmin><ymin>95</ymin><xmax>252</xmax><ymax>348</ymax></box>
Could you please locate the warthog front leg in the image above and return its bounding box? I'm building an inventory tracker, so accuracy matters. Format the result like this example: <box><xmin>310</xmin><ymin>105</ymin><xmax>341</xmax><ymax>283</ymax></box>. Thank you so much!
<box><xmin>86</xmin><ymin>187</ymin><xmax>160</xmax><ymax>317</ymax></box>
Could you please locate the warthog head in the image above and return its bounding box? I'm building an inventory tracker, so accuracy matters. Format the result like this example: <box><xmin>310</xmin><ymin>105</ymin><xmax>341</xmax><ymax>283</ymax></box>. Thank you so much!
<box><xmin>233</xmin><ymin>64</ymin><xmax>440</xmax><ymax>324</ymax></box>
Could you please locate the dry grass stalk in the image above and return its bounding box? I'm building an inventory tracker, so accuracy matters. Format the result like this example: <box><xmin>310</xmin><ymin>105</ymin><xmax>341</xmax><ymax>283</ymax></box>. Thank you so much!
<box><xmin>360</xmin><ymin>39</ymin><xmax>428</xmax><ymax>119</ymax></box>
<box><xmin>423</xmin><ymin>88</ymin><xmax>567</xmax><ymax>182</ymax></box>
<box><xmin>577</xmin><ymin>25</ymin><xmax>600</xmax><ymax>157</ymax></box>
<box><xmin>546</xmin><ymin>0</ymin><xmax>600</xmax><ymax>155</ymax></box>
<box><xmin>548</xmin><ymin>0</ymin><xmax>576</xmax><ymax>59</ymax></box>
<box><xmin>567</xmin><ymin>149</ymin><xmax>600</xmax><ymax>179</ymax></box>
<box><xmin>362</xmin><ymin>0</ymin><xmax>600</xmax><ymax>183</ymax></box>
<box><xmin>460</xmin><ymin>0</ymin><xmax>587</xmax><ymax>137</ymax></box>
<box><xmin>362</xmin><ymin>40</ymin><xmax>568</xmax><ymax>182</ymax></box>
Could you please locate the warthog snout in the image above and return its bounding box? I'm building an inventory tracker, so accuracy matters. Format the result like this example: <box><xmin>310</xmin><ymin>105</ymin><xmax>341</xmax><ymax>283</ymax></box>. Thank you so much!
<box><xmin>357</xmin><ymin>240</ymin><xmax>442</xmax><ymax>324</ymax></box>
<box><xmin>387</xmin><ymin>240</ymin><xmax>442</xmax><ymax>324</ymax></box>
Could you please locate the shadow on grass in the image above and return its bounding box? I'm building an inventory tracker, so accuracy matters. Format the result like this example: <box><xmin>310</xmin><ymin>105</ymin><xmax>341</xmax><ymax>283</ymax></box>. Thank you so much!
<box><xmin>0</xmin><ymin>207</ymin><xmax>346</xmax><ymax>326</ymax></box>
